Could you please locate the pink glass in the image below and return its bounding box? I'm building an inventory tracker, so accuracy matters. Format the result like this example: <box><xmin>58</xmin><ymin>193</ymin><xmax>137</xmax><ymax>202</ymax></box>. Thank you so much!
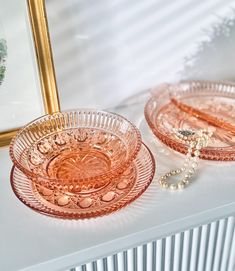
<box><xmin>9</xmin><ymin>110</ymin><xmax>142</xmax><ymax>193</ymax></box>
<box><xmin>10</xmin><ymin>144</ymin><xmax>155</xmax><ymax>219</ymax></box>
<box><xmin>145</xmin><ymin>81</ymin><xmax>235</xmax><ymax>161</ymax></box>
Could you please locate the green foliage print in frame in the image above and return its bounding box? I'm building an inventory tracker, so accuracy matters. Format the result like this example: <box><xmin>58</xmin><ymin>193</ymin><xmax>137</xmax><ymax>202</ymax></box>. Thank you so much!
<box><xmin>0</xmin><ymin>38</ymin><xmax>7</xmax><ymax>85</ymax></box>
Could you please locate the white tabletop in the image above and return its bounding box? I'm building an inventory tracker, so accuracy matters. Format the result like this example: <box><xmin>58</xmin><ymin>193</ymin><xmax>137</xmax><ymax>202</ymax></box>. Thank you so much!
<box><xmin>1</xmin><ymin>93</ymin><xmax>235</xmax><ymax>271</ymax></box>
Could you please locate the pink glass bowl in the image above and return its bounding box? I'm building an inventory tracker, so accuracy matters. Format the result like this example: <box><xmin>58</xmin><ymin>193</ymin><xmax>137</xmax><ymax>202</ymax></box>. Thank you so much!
<box><xmin>9</xmin><ymin>110</ymin><xmax>142</xmax><ymax>193</ymax></box>
<box><xmin>145</xmin><ymin>80</ymin><xmax>235</xmax><ymax>161</ymax></box>
<box><xmin>10</xmin><ymin>143</ymin><xmax>155</xmax><ymax>219</ymax></box>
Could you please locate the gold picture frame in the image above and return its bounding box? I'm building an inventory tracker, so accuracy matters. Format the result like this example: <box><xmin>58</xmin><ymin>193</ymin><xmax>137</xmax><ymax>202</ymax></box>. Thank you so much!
<box><xmin>0</xmin><ymin>0</ymin><xmax>60</xmax><ymax>147</ymax></box>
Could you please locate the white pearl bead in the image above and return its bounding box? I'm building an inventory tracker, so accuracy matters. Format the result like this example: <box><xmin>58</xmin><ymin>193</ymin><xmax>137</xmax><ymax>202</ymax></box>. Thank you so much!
<box><xmin>183</xmin><ymin>179</ymin><xmax>189</xmax><ymax>185</ymax></box>
<box><xmin>162</xmin><ymin>182</ymin><xmax>169</xmax><ymax>188</ymax></box>
<box><xmin>188</xmin><ymin>169</ymin><xmax>195</xmax><ymax>174</ymax></box>
<box><xmin>178</xmin><ymin>182</ymin><xmax>185</xmax><ymax>189</ymax></box>
<box><xmin>170</xmin><ymin>184</ymin><xmax>177</xmax><ymax>190</ymax></box>
<box><xmin>187</xmin><ymin>172</ymin><xmax>193</xmax><ymax>177</ymax></box>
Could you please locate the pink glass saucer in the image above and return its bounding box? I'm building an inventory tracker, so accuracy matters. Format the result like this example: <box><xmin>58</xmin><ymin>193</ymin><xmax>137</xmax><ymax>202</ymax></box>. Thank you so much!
<box><xmin>145</xmin><ymin>81</ymin><xmax>235</xmax><ymax>161</ymax></box>
<box><xmin>10</xmin><ymin>143</ymin><xmax>155</xmax><ymax>219</ymax></box>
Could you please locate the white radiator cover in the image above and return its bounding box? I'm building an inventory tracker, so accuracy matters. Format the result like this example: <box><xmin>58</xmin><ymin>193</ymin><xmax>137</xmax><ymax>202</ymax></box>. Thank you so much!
<box><xmin>72</xmin><ymin>215</ymin><xmax>235</xmax><ymax>271</ymax></box>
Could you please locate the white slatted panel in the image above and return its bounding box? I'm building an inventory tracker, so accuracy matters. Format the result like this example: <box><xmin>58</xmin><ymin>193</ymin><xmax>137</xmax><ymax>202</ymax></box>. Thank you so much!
<box><xmin>72</xmin><ymin>215</ymin><xmax>235</xmax><ymax>271</ymax></box>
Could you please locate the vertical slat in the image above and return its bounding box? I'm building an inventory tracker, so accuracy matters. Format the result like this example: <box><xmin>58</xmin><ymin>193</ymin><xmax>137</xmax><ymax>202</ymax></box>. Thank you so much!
<box><xmin>75</xmin><ymin>267</ymin><xmax>83</xmax><ymax>271</ymax></box>
<box><xmin>221</xmin><ymin>217</ymin><xmax>235</xmax><ymax>271</ymax></box>
<box><xmin>205</xmin><ymin>221</ymin><xmax>218</xmax><ymax>271</ymax></box>
<box><xmin>93</xmin><ymin>261</ymin><xmax>98</xmax><ymax>271</ymax></box>
<box><xmin>127</xmin><ymin>248</ymin><xmax>134</xmax><ymax>271</ymax></box>
<box><xmin>213</xmin><ymin>219</ymin><xmax>226</xmax><ymax>271</ymax></box>
<box><xmin>197</xmin><ymin>224</ymin><xmax>209</xmax><ymax>271</ymax></box>
<box><xmin>181</xmin><ymin>230</ymin><xmax>191</xmax><ymax>271</ymax></box>
<box><xmin>173</xmin><ymin>233</ymin><xmax>181</xmax><ymax>271</ymax></box>
<box><xmin>113</xmin><ymin>254</ymin><xmax>118</xmax><ymax>271</ymax></box>
<box><xmin>152</xmin><ymin>241</ymin><xmax>157</xmax><ymax>271</ymax></box>
<box><xmin>165</xmin><ymin>236</ymin><xmax>172</xmax><ymax>271</ymax></box>
<box><xmin>97</xmin><ymin>258</ymin><xmax>104</xmax><ymax>271</ymax></box>
<box><xmin>86</xmin><ymin>262</ymin><xmax>93</xmax><ymax>271</ymax></box>
<box><xmin>143</xmin><ymin>244</ymin><xmax>147</xmax><ymax>271</ymax></box>
<box><xmin>124</xmin><ymin>251</ymin><xmax>128</xmax><ymax>271</ymax></box>
<box><xmin>107</xmin><ymin>255</ymin><xmax>114</xmax><ymax>271</ymax></box>
<box><xmin>117</xmin><ymin>251</ymin><xmax>125</xmax><ymax>271</ymax></box>
<box><xmin>156</xmin><ymin>239</ymin><xmax>163</xmax><ymax>271</ymax></box>
<box><xmin>146</xmin><ymin>242</ymin><xmax>153</xmax><ymax>271</ymax></box>
<box><xmin>189</xmin><ymin>227</ymin><xmax>200</xmax><ymax>271</ymax></box>
<box><xmin>137</xmin><ymin>245</ymin><xmax>144</xmax><ymax>271</ymax></box>
<box><xmin>227</xmin><ymin>226</ymin><xmax>235</xmax><ymax>271</ymax></box>
<box><xmin>133</xmin><ymin>247</ymin><xmax>137</xmax><ymax>271</ymax></box>
<box><xmin>103</xmin><ymin>258</ymin><xmax>108</xmax><ymax>271</ymax></box>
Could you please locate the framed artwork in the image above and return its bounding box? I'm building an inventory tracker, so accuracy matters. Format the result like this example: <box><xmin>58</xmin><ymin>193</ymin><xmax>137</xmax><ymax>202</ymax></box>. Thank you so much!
<box><xmin>0</xmin><ymin>0</ymin><xmax>60</xmax><ymax>147</ymax></box>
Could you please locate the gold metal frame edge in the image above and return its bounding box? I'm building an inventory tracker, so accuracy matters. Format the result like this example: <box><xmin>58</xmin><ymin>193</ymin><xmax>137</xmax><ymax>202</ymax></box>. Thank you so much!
<box><xmin>0</xmin><ymin>0</ymin><xmax>60</xmax><ymax>147</ymax></box>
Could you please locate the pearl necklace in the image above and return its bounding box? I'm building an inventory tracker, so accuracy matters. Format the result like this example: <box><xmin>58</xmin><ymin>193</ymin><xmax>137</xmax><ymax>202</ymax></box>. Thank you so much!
<box><xmin>159</xmin><ymin>129</ymin><xmax>212</xmax><ymax>190</ymax></box>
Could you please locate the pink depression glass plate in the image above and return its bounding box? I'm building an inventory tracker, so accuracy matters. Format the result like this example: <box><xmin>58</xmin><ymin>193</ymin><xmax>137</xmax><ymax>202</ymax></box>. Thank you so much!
<box><xmin>145</xmin><ymin>81</ymin><xmax>235</xmax><ymax>161</ymax></box>
<box><xmin>10</xmin><ymin>143</ymin><xmax>155</xmax><ymax>219</ymax></box>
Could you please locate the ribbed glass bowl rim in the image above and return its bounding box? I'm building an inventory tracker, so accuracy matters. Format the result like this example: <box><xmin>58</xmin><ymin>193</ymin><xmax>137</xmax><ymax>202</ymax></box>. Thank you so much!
<box><xmin>9</xmin><ymin>109</ymin><xmax>142</xmax><ymax>184</ymax></box>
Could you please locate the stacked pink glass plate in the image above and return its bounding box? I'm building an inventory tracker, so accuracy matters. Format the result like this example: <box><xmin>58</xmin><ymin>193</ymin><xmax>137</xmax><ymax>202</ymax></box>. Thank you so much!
<box><xmin>145</xmin><ymin>81</ymin><xmax>235</xmax><ymax>161</ymax></box>
<box><xmin>10</xmin><ymin>109</ymin><xmax>155</xmax><ymax>219</ymax></box>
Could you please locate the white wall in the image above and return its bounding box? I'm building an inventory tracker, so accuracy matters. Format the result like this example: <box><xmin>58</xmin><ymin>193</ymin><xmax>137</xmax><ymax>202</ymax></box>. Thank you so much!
<box><xmin>46</xmin><ymin>0</ymin><xmax>235</xmax><ymax>110</ymax></box>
